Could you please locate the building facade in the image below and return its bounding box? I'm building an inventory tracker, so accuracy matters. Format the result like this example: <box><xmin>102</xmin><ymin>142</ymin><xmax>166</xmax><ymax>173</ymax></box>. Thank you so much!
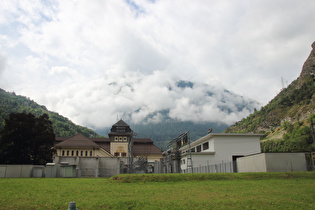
<box><xmin>163</xmin><ymin>133</ymin><xmax>263</xmax><ymax>173</ymax></box>
<box><xmin>54</xmin><ymin>120</ymin><xmax>163</xmax><ymax>163</ymax></box>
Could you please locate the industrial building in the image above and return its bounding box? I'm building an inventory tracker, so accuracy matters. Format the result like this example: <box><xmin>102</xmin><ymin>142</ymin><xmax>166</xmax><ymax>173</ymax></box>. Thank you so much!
<box><xmin>162</xmin><ymin>132</ymin><xmax>308</xmax><ymax>173</ymax></box>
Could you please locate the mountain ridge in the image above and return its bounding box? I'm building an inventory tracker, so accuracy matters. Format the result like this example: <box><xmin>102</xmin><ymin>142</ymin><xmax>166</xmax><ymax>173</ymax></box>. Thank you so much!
<box><xmin>0</xmin><ymin>88</ymin><xmax>100</xmax><ymax>138</ymax></box>
<box><xmin>224</xmin><ymin>41</ymin><xmax>315</xmax><ymax>152</ymax></box>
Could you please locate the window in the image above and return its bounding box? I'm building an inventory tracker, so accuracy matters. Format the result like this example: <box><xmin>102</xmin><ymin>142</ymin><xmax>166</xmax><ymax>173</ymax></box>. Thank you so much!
<box><xmin>115</xmin><ymin>137</ymin><xmax>118</xmax><ymax>141</ymax></box>
<box><xmin>71</xmin><ymin>150</ymin><xmax>74</xmax><ymax>156</ymax></box>
<box><xmin>85</xmin><ymin>151</ymin><xmax>88</xmax><ymax>156</ymax></box>
<box><xmin>191</xmin><ymin>148</ymin><xmax>195</xmax><ymax>152</ymax></box>
<box><xmin>76</xmin><ymin>151</ymin><xmax>79</xmax><ymax>156</ymax></box>
<box><xmin>62</xmin><ymin>150</ymin><xmax>65</xmax><ymax>156</ymax></box>
<box><xmin>90</xmin><ymin>151</ymin><xmax>93</xmax><ymax>156</ymax></box>
<box><xmin>196</xmin><ymin>145</ymin><xmax>201</xmax><ymax>152</ymax></box>
<box><xmin>121</xmin><ymin>152</ymin><xmax>126</xmax><ymax>157</ymax></box>
<box><xmin>81</xmin><ymin>151</ymin><xmax>83</xmax><ymax>156</ymax></box>
<box><xmin>119</xmin><ymin>137</ymin><xmax>122</xmax><ymax>141</ymax></box>
<box><xmin>114</xmin><ymin>152</ymin><xmax>119</xmax><ymax>157</ymax></box>
<box><xmin>123</xmin><ymin>137</ymin><xmax>127</xmax><ymax>141</ymax></box>
<box><xmin>67</xmin><ymin>150</ymin><xmax>69</xmax><ymax>156</ymax></box>
<box><xmin>203</xmin><ymin>142</ymin><xmax>209</xmax><ymax>150</ymax></box>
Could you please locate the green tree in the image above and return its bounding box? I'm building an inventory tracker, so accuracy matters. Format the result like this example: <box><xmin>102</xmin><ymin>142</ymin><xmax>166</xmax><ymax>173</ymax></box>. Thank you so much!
<box><xmin>0</xmin><ymin>113</ymin><xmax>56</xmax><ymax>164</ymax></box>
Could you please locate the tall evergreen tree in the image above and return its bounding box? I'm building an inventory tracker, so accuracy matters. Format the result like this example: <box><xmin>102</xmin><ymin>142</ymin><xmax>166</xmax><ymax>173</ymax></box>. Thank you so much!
<box><xmin>0</xmin><ymin>113</ymin><xmax>55</xmax><ymax>164</ymax></box>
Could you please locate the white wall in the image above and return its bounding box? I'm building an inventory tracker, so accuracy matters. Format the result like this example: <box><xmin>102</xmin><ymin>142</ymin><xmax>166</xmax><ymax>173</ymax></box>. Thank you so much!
<box><xmin>181</xmin><ymin>153</ymin><xmax>215</xmax><ymax>172</ymax></box>
<box><xmin>237</xmin><ymin>153</ymin><xmax>308</xmax><ymax>172</ymax></box>
<box><xmin>212</xmin><ymin>135</ymin><xmax>261</xmax><ymax>163</ymax></box>
<box><xmin>265</xmin><ymin>153</ymin><xmax>307</xmax><ymax>172</ymax></box>
<box><xmin>179</xmin><ymin>134</ymin><xmax>262</xmax><ymax>173</ymax></box>
<box><xmin>237</xmin><ymin>153</ymin><xmax>267</xmax><ymax>172</ymax></box>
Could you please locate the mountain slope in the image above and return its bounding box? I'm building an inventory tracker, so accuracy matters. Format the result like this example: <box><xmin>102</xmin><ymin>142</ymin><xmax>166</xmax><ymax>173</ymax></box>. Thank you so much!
<box><xmin>224</xmin><ymin>41</ymin><xmax>315</xmax><ymax>151</ymax></box>
<box><xmin>0</xmin><ymin>89</ymin><xmax>100</xmax><ymax>137</ymax></box>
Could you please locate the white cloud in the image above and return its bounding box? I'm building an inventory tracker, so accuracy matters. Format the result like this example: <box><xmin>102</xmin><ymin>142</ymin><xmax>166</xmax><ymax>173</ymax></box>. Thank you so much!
<box><xmin>0</xmin><ymin>0</ymin><xmax>314</xmax><ymax>128</ymax></box>
<box><xmin>0</xmin><ymin>53</ymin><xmax>6</xmax><ymax>77</ymax></box>
<box><xmin>35</xmin><ymin>70</ymin><xmax>259</xmax><ymax>128</ymax></box>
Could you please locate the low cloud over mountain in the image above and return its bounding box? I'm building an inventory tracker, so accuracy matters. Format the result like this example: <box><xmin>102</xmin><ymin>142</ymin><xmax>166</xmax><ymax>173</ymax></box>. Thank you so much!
<box><xmin>40</xmin><ymin>70</ymin><xmax>259</xmax><ymax>129</ymax></box>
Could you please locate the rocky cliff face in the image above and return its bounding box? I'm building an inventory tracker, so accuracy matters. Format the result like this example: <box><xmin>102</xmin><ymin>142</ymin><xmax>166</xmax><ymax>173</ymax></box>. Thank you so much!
<box><xmin>225</xmin><ymin>41</ymin><xmax>315</xmax><ymax>135</ymax></box>
<box><xmin>297</xmin><ymin>41</ymin><xmax>315</xmax><ymax>88</ymax></box>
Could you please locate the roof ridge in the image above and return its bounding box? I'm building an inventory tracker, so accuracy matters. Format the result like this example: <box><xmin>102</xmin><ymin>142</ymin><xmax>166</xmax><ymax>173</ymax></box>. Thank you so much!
<box><xmin>55</xmin><ymin>133</ymin><xmax>100</xmax><ymax>148</ymax></box>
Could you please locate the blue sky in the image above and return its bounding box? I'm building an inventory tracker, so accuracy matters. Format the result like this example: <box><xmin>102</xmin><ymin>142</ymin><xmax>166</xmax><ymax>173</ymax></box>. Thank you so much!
<box><xmin>0</xmin><ymin>0</ymin><xmax>314</xmax><ymax>128</ymax></box>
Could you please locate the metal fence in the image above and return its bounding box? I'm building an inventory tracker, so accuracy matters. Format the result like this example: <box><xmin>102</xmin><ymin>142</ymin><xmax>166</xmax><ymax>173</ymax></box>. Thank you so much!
<box><xmin>183</xmin><ymin>161</ymin><xmax>234</xmax><ymax>174</ymax></box>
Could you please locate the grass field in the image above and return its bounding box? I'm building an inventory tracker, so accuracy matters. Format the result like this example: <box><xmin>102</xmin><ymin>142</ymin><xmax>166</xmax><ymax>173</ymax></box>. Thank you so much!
<box><xmin>0</xmin><ymin>172</ymin><xmax>314</xmax><ymax>209</ymax></box>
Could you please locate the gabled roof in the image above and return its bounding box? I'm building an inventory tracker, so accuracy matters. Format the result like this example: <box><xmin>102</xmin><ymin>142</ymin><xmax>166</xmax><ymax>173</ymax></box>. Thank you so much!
<box><xmin>133</xmin><ymin>144</ymin><xmax>162</xmax><ymax>156</ymax></box>
<box><xmin>113</xmin><ymin>119</ymin><xmax>130</xmax><ymax>127</ymax></box>
<box><xmin>55</xmin><ymin>134</ymin><xmax>100</xmax><ymax>149</ymax></box>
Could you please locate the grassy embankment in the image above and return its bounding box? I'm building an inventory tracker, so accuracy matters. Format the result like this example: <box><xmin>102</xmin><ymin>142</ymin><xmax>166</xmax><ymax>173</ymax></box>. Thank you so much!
<box><xmin>0</xmin><ymin>172</ymin><xmax>314</xmax><ymax>209</ymax></box>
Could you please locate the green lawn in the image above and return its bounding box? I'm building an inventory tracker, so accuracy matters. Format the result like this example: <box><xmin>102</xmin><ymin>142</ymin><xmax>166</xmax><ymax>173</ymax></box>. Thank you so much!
<box><xmin>0</xmin><ymin>172</ymin><xmax>315</xmax><ymax>209</ymax></box>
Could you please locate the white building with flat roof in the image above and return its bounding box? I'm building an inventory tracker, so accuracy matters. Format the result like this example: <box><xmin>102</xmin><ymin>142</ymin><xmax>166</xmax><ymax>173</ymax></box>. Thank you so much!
<box><xmin>179</xmin><ymin>133</ymin><xmax>263</xmax><ymax>173</ymax></box>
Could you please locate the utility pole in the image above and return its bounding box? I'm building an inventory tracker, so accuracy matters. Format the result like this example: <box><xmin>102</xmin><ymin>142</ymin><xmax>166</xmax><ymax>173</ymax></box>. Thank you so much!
<box><xmin>128</xmin><ymin>131</ymin><xmax>136</xmax><ymax>174</ymax></box>
<box><xmin>311</xmin><ymin>119</ymin><xmax>315</xmax><ymax>171</ymax></box>
<box><xmin>311</xmin><ymin>120</ymin><xmax>315</xmax><ymax>150</ymax></box>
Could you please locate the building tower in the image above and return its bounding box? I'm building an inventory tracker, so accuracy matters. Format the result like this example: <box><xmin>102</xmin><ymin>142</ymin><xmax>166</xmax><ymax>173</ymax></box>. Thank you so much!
<box><xmin>108</xmin><ymin>119</ymin><xmax>133</xmax><ymax>158</ymax></box>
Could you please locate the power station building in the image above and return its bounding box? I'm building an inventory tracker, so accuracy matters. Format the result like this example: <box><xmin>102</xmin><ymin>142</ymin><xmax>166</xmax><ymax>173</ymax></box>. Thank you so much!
<box><xmin>52</xmin><ymin>120</ymin><xmax>163</xmax><ymax>176</ymax></box>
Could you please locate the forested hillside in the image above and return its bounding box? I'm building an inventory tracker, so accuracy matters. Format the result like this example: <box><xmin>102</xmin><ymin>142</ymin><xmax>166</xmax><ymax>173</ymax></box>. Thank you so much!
<box><xmin>0</xmin><ymin>89</ymin><xmax>100</xmax><ymax>137</ymax></box>
<box><xmin>225</xmin><ymin>41</ymin><xmax>315</xmax><ymax>152</ymax></box>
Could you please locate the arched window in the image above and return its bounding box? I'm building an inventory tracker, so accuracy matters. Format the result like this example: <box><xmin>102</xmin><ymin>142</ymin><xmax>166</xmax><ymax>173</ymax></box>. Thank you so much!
<box><xmin>67</xmin><ymin>150</ymin><xmax>69</xmax><ymax>156</ymax></box>
<box><xmin>76</xmin><ymin>151</ymin><xmax>79</xmax><ymax>156</ymax></box>
<box><xmin>71</xmin><ymin>150</ymin><xmax>74</xmax><ymax>156</ymax></box>
<box><xmin>85</xmin><ymin>151</ymin><xmax>88</xmax><ymax>156</ymax></box>
<box><xmin>62</xmin><ymin>150</ymin><xmax>65</xmax><ymax>156</ymax></box>
<box><xmin>81</xmin><ymin>151</ymin><xmax>83</xmax><ymax>156</ymax></box>
<box><xmin>90</xmin><ymin>151</ymin><xmax>92</xmax><ymax>156</ymax></box>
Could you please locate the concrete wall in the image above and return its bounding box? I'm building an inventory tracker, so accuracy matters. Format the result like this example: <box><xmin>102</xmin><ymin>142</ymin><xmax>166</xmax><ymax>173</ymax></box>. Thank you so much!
<box><xmin>237</xmin><ymin>153</ymin><xmax>267</xmax><ymax>172</ymax></box>
<box><xmin>265</xmin><ymin>153</ymin><xmax>307</xmax><ymax>172</ymax></box>
<box><xmin>45</xmin><ymin>164</ymin><xmax>60</xmax><ymax>178</ymax></box>
<box><xmin>98</xmin><ymin>158</ymin><xmax>121</xmax><ymax>177</ymax></box>
<box><xmin>237</xmin><ymin>153</ymin><xmax>308</xmax><ymax>172</ymax></box>
<box><xmin>54</xmin><ymin>157</ymin><xmax>123</xmax><ymax>177</ymax></box>
<box><xmin>181</xmin><ymin>153</ymin><xmax>215</xmax><ymax>172</ymax></box>
<box><xmin>0</xmin><ymin>165</ymin><xmax>44</xmax><ymax>178</ymax></box>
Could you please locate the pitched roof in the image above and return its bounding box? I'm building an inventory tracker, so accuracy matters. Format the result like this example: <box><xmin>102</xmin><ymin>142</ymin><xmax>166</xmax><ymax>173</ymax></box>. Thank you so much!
<box><xmin>55</xmin><ymin>134</ymin><xmax>100</xmax><ymax>149</ymax></box>
<box><xmin>133</xmin><ymin>144</ymin><xmax>162</xmax><ymax>156</ymax></box>
<box><xmin>113</xmin><ymin>119</ymin><xmax>130</xmax><ymax>127</ymax></box>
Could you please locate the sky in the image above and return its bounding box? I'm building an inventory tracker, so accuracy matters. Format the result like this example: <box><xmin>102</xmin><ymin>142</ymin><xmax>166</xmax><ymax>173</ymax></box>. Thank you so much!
<box><xmin>0</xmin><ymin>0</ymin><xmax>314</xmax><ymax>129</ymax></box>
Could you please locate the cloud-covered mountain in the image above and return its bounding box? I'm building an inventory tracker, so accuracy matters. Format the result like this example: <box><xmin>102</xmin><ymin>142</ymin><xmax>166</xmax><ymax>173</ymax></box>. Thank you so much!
<box><xmin>41</xmin><ymin>70</ymin><xmax>259</xmax><ymax>130</ymax></box>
